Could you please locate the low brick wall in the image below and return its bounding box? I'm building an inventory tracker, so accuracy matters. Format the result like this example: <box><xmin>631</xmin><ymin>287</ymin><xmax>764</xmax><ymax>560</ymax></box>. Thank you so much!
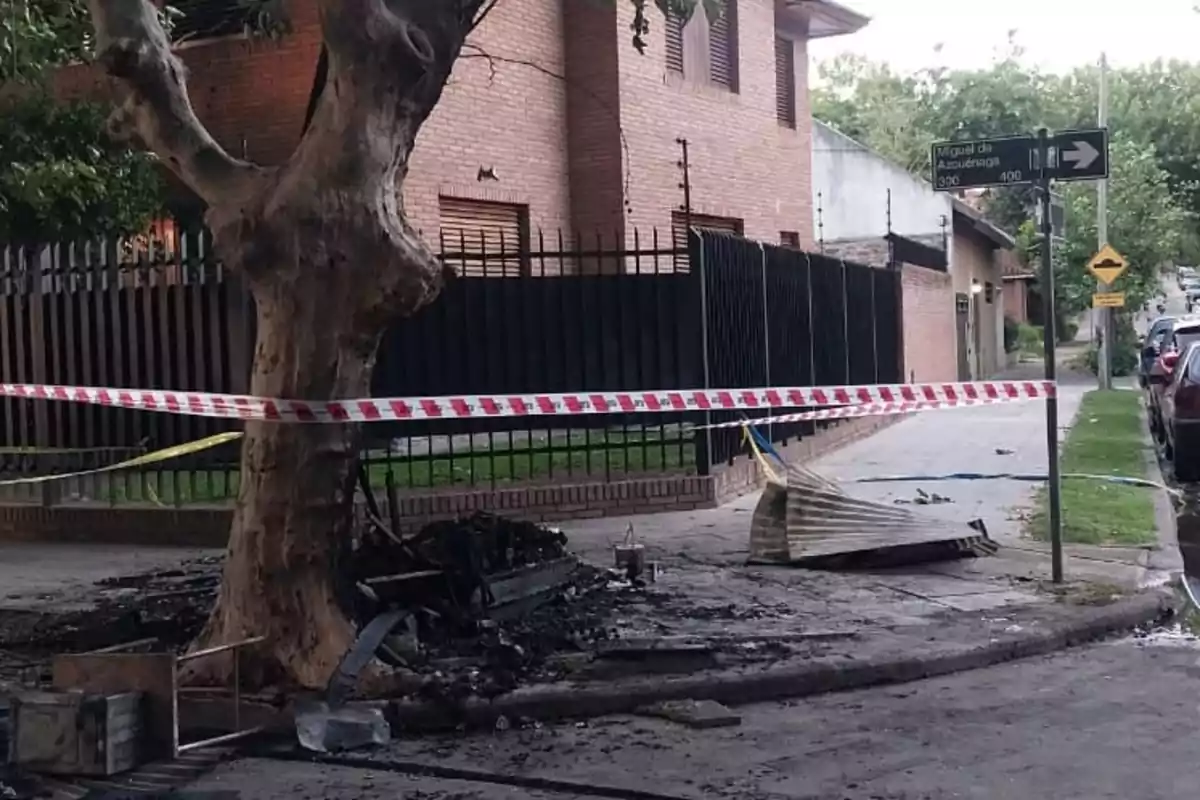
<box><xmin>0</xmin><ymin>415</ymin><xmax>903</xmax><ymax>546</ymax></box>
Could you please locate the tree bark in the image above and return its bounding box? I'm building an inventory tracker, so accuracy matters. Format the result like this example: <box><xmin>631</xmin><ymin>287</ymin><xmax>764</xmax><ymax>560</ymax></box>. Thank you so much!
<box><xmin>186</xmin><ymin>275</ymin><xmax>374</xmax><ymax>688</ymax></box>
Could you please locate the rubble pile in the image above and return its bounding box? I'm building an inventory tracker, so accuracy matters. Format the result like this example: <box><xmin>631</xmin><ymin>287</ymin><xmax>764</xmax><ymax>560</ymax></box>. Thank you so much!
<box><xmin>347</xmin><ymin>512</ymin><xmax>625</xmax><ymax>698</ymax></box>
<box><xmin>0</xmin><ymin>513</ymin><xmax>644</xmax><ymax>699</ymax></box>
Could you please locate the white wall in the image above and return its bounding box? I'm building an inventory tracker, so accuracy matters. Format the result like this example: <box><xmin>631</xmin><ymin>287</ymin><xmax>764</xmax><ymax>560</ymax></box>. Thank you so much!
<box><xmin>812</xmin><ymin>121</ymin><xmax>952</xmax><ymax>243</ymax></box>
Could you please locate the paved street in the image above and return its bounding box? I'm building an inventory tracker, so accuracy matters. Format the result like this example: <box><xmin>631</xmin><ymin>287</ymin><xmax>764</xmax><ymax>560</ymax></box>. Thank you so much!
<box><xmin>186</xmin><ymin>633</ymin><xmax>1200</xmax><ymax>800</ymax></box>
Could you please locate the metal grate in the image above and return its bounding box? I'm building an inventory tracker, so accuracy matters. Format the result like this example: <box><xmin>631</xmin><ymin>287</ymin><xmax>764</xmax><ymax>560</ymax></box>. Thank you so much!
<box><xmin>708</xmin><ymin>1</ymin><xmax>737</xmax><ymax>90</ymax></box>
<box><xmin>665</xmin><ymin>10</ymin><xmax>684</xmax><ymax>74</ymax></box>
<box><xmin>775</xmin><ymin>36</ymin><xmax>796</xmax><ymax>128</ymax></box>
<box><xmin>672</xmin><ymin>211</ymin><xmax>743</xmax><ymax>272</ymax></box>
<box><xmin>438</xmin><ymin>197</ymin><xmax>529</xmax><ymax>277</ymax></box>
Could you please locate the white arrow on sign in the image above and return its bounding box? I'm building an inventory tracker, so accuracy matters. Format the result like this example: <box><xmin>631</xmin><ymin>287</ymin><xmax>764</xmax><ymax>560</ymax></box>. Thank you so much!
<box><xmin>1062</xmin><ymin>140</ymin><xmax>1100</xmax><ymax>170</ymax></box>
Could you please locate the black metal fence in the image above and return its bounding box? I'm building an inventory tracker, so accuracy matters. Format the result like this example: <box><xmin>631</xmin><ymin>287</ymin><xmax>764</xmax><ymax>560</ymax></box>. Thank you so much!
<box><xmin>696</xmin><ymin>233</ymin><xmax>902</xmax><ymax>466</ymax></box>
<box><xmin>0</xmin><ymin>225</ymin><xmax>902</xmax><ymax>505</ymax></box>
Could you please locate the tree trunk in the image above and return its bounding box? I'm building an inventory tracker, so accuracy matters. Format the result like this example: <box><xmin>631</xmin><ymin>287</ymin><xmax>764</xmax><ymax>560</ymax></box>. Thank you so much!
<box><xmin>187</xmin><ymin>273</ymin><xmax>380</xmax><ymax>690</ymax></box>
<box><xmin>82</xmin><ymin>0</ymin><xmax>490</xmax><ymax>691</ymax></box>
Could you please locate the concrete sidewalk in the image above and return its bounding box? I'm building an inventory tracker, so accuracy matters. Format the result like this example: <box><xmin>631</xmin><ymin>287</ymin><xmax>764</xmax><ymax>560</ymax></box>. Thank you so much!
<box><xmin>811</xmin><ymin>364</ymin><xmax>1091</xmax><ymax>546</ymax></box>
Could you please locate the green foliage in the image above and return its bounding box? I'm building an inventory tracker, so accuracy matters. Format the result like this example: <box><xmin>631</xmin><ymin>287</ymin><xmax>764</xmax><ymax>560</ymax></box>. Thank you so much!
<box><xmin>1059</xmin><ymin>319</ymin><xmax>1079</xmax><ymax>344</ymax></box>
<box><xmin>1082</xmin><ymin>316</ymin><xmax>1140</xmax><ymax>377</ymax></box>
<box><xmin>814</xmin><ymin>47</ymin><xmax>1196</xmax><ymax>322</ymax></box>
<box><xmin>1053</xmin><ymin>133</ymin><xmax>1184</xmax><ymax>316</ymax></box>
<box><xmin>1016</xmin><ymin>322</ymin><xmax>1043</xmax><ymax>355</ymax></box>
<box><xmin>0</xmin><ymin>0</ymin><xmax>175</xmax><ymax>242</ymax></box>
<box><xmin>0</xmin><ymin>94</ymin><xmax>164</xmax><ymax>243</ymax></box>
<box><xmin>0</xmin><ymin>0</ymin><xmax>91</xmax><ymax>82</ymax></box>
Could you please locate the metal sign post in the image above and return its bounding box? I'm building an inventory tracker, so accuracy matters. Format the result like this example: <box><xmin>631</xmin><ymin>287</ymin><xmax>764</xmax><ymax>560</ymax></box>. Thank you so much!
<box><xmin>931</xmin><ymin>126</ymin><xmax>1108</xmax><ymax>584</ymax></box>
<box><xmin>1036</xmin><ymin>128</ymin><xmax>1064</xmax><ymax>584</ymax></box>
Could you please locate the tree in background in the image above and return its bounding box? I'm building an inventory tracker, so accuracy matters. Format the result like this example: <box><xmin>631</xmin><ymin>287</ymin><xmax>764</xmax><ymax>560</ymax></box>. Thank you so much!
<box><xmin>813</xmin><ymin>47</ymin><xmax>1196</xmax><ymax>322</ymax></box>
<box><xmin>0</xmin><ymin>0</ymin><xmax>164</xmax><ymax>243</ymax></box>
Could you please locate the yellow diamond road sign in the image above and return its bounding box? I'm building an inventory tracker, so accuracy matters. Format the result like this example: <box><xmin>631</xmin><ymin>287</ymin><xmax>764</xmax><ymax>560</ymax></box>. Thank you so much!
<box><xmin>1093</xmin><ymin>291</ymin><xmax>1125</xmax><ymax>308</ymax></box>
<box><xmin>1086</xmin><ymin>244</ymin><xmax>1128</xmax><ymax>285</ymax></box>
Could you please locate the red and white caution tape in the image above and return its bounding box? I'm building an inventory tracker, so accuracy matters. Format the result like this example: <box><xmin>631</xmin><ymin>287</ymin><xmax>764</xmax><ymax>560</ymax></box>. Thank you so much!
<box><xmin>0</xmin><ymin>379</ymin><xmax>1055</xmax><ymax>423</ymax></box>
<box><xmin>695</xmin><ymin>394</ymin><xmax>1039</xmax><ymax>430</ymax></box>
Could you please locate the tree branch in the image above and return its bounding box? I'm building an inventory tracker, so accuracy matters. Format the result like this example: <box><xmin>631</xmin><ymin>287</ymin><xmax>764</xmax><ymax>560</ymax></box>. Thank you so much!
<box><xmin>85</xmin><ymin>0</ymin><xmax>267</xmax><ymax>206</ymax></box>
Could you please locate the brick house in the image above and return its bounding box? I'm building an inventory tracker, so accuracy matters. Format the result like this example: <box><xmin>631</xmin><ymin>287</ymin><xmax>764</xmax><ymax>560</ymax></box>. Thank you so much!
<box><xmin>811</xmin><ymin>120</ymin><xmax>1015</xmax><ymax>381</ymax></box>
<box><xmin>53</xmin><ymin>0</ymin><xmax>868</xmax><ymax>257</ymax></box>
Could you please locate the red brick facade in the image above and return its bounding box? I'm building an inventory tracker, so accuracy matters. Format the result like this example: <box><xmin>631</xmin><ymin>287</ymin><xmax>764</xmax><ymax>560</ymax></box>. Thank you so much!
<box><xmin>901</xmin><ymin>265</ymin><xmax>957</xmax><ymax>384</ymax></box>
<box><xmin>53</xmin><ymin>0</ymin><xmax>843</xmax><ymax>250</ymax></box>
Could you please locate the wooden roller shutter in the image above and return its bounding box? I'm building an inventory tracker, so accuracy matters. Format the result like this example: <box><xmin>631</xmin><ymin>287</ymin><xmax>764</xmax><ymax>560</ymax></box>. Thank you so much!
<box><xmin>775</xmin><ymin>37</ymin><xmax>796</xmax><ymax>128</ymax></box>
<box><xmin>670</xmin><ymin>211</ymin><xmax>745</xmax><ymax>271</ymax></box>
<box><xmin>665</xmin><ymin>11</ymin><xmax>684</xmax><ymax>74</ymax></box>
<box><xmin>438</xmin><ymin>197</ymin><xmax>529</xmax><ymax>277</ymax></box>
<box><xmin>708</xmin><ymin>1</ymin><xmax>737</xmax><ymax>91</ymax></box>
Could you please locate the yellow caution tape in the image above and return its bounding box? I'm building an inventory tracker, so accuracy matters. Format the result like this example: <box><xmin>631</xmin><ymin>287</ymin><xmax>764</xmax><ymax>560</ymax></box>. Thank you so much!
<box><xmin>0</xmin><ymin>431</ymin><xmax>244</xmax><ymax>487</ymax></box>
<box><xmin>0</xmin><ymin>445</ymin><xmax>149</xmax><ymax>455</ymax></box>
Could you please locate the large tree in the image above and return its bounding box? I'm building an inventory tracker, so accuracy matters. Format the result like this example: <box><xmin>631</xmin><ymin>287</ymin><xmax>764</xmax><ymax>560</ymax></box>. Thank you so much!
<box><xmin>81</xmin><ymin>0</ymin><xmax>704</xmax><ymax>689</ymax></box>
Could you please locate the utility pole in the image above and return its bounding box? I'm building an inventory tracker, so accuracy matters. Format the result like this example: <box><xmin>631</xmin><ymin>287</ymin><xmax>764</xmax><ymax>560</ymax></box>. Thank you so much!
<box><xmin>1096</xmin><ymin>52</ymin><xmax>1112</xmax><ymax>390</ymax></box>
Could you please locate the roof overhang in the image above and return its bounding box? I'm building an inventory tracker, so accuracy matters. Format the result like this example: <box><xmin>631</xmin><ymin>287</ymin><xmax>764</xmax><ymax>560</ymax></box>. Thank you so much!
<box><xmin>779</xmin><ymin>0</ymin><xmax>869</xmax><ymax>39</ymax></box>
<box><xmin>951</xmin><ymin>197</ymin><xmax>1015</xmax><ymax>250</ymax></box>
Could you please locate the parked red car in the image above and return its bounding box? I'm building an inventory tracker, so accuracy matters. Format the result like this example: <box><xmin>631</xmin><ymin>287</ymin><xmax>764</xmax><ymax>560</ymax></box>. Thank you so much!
<box><xmin>1151</xmin><ymin>340</ymin><xmax>1200</xmax><ymax>481</ymax></box>
<box><xmin>1148</xmin><ymin>318</ymin><xmax>1200</xmax><ymax>437</ymax></box>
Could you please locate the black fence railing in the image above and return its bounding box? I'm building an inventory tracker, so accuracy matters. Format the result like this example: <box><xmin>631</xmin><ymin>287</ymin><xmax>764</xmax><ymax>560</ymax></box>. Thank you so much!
<box><xmin>0</xmin><ymin>225</ymin><xmax>903</xmax><ymax>505</ymax></box>
<box><xmin>697</xmin><ymin>233</ymin><xmax>903</xmax><ymax>467</ymax></box>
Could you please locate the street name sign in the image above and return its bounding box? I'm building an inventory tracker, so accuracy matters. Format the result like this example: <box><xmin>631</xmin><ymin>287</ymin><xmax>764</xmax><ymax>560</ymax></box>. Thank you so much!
<box><xmin>1049</xmin><ymin>128</ymin><xmax>1109</xmax><ymax>183</ymax></box>
<box><xmin>1092</xmin><ymin>292</ymin><xmax>1125</xmax><ymax>308</ymax></box>
<box><xmin>1086</xmin><ymin>244</ymin><xmax>1127</xmax><ymax>284</ymax></box>
<box><xmin>932</xmin><ymin>128</ymin><xmax>1109</xmax><ymax>191</ymax></box>
<box><xmin>931</xmin><ymin>135</ymin><xmax>1035</xmax><ymax>191</ymax></box>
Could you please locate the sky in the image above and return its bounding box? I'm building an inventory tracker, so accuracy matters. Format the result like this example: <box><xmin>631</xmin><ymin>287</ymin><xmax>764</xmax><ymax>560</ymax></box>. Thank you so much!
<box><xmin>809</xmin><ymin>0</ymin><xmax>1200</xmax><ymax>74</ymax></box>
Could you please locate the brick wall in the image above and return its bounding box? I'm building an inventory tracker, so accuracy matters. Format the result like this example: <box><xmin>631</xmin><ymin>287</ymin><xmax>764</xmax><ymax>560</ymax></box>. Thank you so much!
<box><xmin>901</xmin><ymin>264</ymin><xmax>956</xmax><ymax>384</ymax></box>
<box><xmin>613</xmin><ymin>0</ymin><xmax>815</xmax><ymax>247</ymax></box>
<box><xmin>1004</xmin><ymin>278</ymin><xmax>1031</xmax><ymax>323</ymax></box>
<box><xmin>821</xmin><ymin>237</ymin><xmax>889</xmax><ymax>268</ymax></box>
<box><xmin>54</xmin><ymin>0</ymin><xmax>817</xmax><ymax>250</ymax></box>
<box><xmin>54</xmin><ymin>1</ymin><xmax>572</xmax><ymax>236</ymax></box>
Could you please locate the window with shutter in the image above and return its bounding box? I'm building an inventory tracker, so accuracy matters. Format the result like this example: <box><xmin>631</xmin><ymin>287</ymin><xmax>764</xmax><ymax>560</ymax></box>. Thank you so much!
<box><xmin>775</xmin><ymin>37</ymin><xmax>796</xmax><ymax>128</ymax></box>
<box><xmin>438</xmin><ymin>197</ymin><xmax>529</xmax><ymax>277</ymax></box>
<box><xmin>665</xmin><ymin>11</ymin><xmax>684</xmax><ymax>74</ymax></box>
<box><xmin>670</xmin><ymin>211</ymin><xmax>744</xmax><ymax>271</ymax></box>
<box><xmin>708</xmin><ymin>2</ymin><xmax>737</xmax><ymax>91</ymax></box>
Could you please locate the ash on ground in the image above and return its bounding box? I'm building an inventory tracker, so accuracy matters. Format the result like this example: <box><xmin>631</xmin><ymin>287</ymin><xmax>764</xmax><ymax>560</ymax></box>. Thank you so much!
<box><xmin>0</xmin><ymin>514</ymin><xmax>668</xmax><ymax>697</ymax></box>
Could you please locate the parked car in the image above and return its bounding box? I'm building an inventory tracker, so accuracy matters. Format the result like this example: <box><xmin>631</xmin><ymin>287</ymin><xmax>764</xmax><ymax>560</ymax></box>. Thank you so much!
<box><xmin>1154</xmin><ymin>341</ymin><xmax>1200</xmax><ymax>481</ymax></box>
<box><xmin>1140</xmin><ymin>315</ymin><xmax>1176</xmax><ymax>388</ymax></box>
<box><xmin>1180</xmin><ymin>267</ymin><xmax>1198</xmax><ymax>288</ymax></box>
<box><xmin>1148</xmin><ymin>318</ymin><xmax>1200</xmax><ymax>437</ymax></box>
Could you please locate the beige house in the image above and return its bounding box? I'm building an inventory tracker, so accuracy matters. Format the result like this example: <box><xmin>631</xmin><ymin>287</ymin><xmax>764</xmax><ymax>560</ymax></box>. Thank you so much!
<box><xmin>949</xmin><ymin>198</ymin><xmax>1012</xmax><ymax>380</ymax></box>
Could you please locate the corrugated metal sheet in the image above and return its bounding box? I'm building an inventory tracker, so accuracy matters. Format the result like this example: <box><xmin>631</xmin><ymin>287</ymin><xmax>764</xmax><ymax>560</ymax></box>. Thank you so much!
<box><xmin>750</xmin><ymin>465</ymin><xmax>997</xmax><ymax>566</ymax></box>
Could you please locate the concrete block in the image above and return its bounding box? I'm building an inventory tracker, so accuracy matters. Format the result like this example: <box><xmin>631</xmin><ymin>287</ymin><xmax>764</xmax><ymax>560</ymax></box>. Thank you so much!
<box><xmin>637</xmin><ymin>699</ymin><xmax>741</xmax><ymax>729</ymax></box>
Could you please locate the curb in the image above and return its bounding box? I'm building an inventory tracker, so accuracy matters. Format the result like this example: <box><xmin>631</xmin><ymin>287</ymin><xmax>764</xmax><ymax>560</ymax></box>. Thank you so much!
<box><xmin>387</xmin><ymin>590</ymin><xmax>1175</xmax><ymax>731</ymax></box>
